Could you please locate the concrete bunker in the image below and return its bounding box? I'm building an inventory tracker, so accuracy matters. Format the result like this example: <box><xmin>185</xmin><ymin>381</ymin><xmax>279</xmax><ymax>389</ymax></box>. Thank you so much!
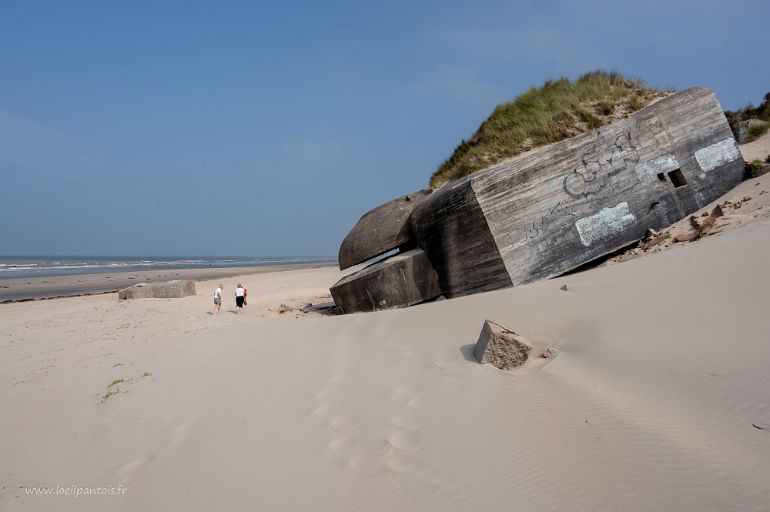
<box><xmin>330</xmin><ymin>87</ymin><xmax>745</xmax><ymax>312</ymax></box>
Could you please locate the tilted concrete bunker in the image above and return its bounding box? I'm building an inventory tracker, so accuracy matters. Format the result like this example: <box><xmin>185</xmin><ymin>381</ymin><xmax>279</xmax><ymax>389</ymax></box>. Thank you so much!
<box><xmin>331</xmin><ymin>87</ymin><xmax>745</xmax><ymax>312</ymax></box>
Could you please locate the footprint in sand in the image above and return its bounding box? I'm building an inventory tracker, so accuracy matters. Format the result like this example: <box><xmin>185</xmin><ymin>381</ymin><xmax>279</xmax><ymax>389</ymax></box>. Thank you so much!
<box><xmin>115</xmin><ymin>453</ymin><xmax>156</xmax><ymax>482</ymax></box>
<box><xmin>346</xmin><ymin>454</ymin><xmax>389</xmax><ymax>477</ymax></box>
<box><xmin>169</xmin><ymin>422</ymin><xmax>192</xmax><ymax>448</ymax></box>
<box><xmin>309</xmin><ymin>342</ymin><xmax>428</xmax><ymax>479</ymax></box>
<box><xmin>329</xmin><ymin>413</ymin><xmax>355</xmax><ymax>433</ymax></box>
<box><xmin>382</xmin><ymin>416</ymin><xmax>424</xmax><ymax>474</ymax></box>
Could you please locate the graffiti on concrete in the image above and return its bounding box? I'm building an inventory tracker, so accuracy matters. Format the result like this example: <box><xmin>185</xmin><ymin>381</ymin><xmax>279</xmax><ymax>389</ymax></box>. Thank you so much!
<box><xmin>695</xmin><ymin>138</ymin><xmax>742</xmax><ymax>172</ymax></box>
<box><xmin>574</xmin><ymin>202</ymin><xmax>637</xmax><ymax>247</ymax></box>
<box><xmin>635</xmin><ymin>154</ymin><xmax>679</xmax><ymax>184</ymax></box>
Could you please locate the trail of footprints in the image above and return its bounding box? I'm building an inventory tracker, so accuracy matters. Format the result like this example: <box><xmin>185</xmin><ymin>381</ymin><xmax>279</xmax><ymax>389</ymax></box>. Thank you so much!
<box><xmin>310</xmin><ymin>343</ymin><xmax>426</xmax><ymax>478</ymax></box>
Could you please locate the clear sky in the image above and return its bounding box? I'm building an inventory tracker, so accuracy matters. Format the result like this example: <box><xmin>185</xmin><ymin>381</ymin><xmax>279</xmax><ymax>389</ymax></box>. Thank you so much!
<box><xmin>1</xmin><ymin>0</ymin><xmax>768</xmax><ymax>257</ymax></box>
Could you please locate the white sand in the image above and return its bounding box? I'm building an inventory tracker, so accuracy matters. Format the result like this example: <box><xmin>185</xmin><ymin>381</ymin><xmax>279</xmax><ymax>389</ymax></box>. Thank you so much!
<box><xmin>605</xmin><ymin>167</ymin><xmax>770</xmax><ymax>265</ymax></box>
<box><xmin>740</xmin><ymin>129</ymin><xmax>770</xmax><ymax>163</ymax></box>
<box><xmin>2</xmin><ymin>215</ymin><xmax>770</xmax><ymax>510</ymax></box>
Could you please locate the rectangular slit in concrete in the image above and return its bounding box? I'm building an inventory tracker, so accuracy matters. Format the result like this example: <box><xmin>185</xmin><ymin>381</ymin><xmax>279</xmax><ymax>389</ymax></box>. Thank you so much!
<box><xmin>657</xmin><ymin>172</ymin><xmax>666</xmax><ymax>183</ymax></box>
<box><xmin>667</xmin><ymin>168</ymin><xmax>687</xmax><ymax>188</ymax></box>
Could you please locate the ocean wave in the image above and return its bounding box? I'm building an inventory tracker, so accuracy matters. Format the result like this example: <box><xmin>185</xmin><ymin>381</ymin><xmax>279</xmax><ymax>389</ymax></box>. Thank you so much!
<box><xmin>0</xmin><ymin>257</ymin><xmax>332</xmax><ymax>277</ymax></box>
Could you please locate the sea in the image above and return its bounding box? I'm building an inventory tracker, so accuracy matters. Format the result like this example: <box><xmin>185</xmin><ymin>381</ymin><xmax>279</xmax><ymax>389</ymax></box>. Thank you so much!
<box><xmin>0</xmin><ymin>256</ymin><xmax>334</xmax><ymax>279</ymax></box>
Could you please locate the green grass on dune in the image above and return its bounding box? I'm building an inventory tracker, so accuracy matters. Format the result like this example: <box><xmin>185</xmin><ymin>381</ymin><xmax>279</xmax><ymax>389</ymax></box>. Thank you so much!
<box><xmin>430</xmin><ymin>71</ymin><xmax>669</xmax><ymax>188</ymax></box>
<box><xmin>725</xmin><ymin>92</ymin><xmax>770</xmax><ymax>143</ymax></box>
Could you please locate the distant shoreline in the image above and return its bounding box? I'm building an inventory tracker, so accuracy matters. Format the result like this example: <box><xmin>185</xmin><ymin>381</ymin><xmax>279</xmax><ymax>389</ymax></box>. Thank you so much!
<box><xmin>0</xmin><ymin>256</ymin><xmax>334</xmax><ymax>279</ymax></box>
<box><xmin>0</xmin><ymin>261</ymin><xmax>337</xmax><ymax>303</ymax></box>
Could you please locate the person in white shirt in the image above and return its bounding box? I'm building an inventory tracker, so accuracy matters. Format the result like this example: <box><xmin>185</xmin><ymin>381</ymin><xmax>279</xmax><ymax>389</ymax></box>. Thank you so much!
<box><xmin>213</xmin><ymin>284</ymin><xmax>223</xmax><ymax>314</ymax></box>
<box><xmin>235</xmin><ymin>283</ymin><xmax>245</xmax><ymax>312</ymax></box>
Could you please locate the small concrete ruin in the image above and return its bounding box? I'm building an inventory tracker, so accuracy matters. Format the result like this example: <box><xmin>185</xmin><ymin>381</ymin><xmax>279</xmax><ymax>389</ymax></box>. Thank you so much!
<box><xmin>330</xmin><ymin>248</ymin><xmax>441</xmax><ymax>313</ymax></box>
<box><xmin>331</xmin><ymin>87</ymin><xmax>746</xmax><ymax>313</ymax></box>
<box><xmin>338</xmin><ymin>190</ymin><xmax>432</xmax><ymax>270</ymax></box>
<box><xmin>118</xmin><ymin>279</ymin><xmax>196</xmax><ymax>300</ymax></box>
<box><xmin>474</xmin><ymin>320</ymin><xmax>532</xmax><ymax>370</ymax></box>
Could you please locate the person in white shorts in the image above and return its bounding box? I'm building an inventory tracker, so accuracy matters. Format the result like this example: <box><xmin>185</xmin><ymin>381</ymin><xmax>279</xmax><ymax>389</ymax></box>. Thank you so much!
<box><xmin>213</xmin><ymin>284</ymin><xmax>223</xmax><ymax>314</ymax></box>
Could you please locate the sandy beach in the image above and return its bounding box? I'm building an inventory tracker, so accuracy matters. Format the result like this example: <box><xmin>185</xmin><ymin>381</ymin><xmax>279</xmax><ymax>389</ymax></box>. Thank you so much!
<box><xmin>0</xmin><ymin>262</ymin><xmax>335</xmax><ymax>303</ymax></box>
<box><xmin>4</xmin><ymin>1</ymin><xmax>770</xmax><ymax>509</ymax></box>
<box><xmin>740</xmin><ymin>129</ymin><xmax>770</xmax><ymax>163</ymax></box>
<box><xmin>3</xmin><ymin>200</ymin><xmax>770</xmax><ymax>510</ymax></box>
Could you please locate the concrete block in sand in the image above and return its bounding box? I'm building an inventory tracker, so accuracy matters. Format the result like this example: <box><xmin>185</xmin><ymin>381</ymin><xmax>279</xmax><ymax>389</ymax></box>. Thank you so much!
<box><xmin>118</xmin><ymin>279</ymin><xmax>196</xmax><ymax>300</ymax></box>
<box><xmin>118</xmin><ymin>283</ymin><xmax>154</xmax><ymax>300</ymax></box>
<box><xmin>338</xmin><ymin>189</ymin><xmax>432</xmax><ymax>270</ymax></box>
<box><xmin>330</xmin><ymin>248</ymin><xmax>441</xmax><ymax>313</ymax></box>
<box><xmin>474</xmin><ymin>320</ymin><xmax>532</xmax><ymax>370</ymax></box>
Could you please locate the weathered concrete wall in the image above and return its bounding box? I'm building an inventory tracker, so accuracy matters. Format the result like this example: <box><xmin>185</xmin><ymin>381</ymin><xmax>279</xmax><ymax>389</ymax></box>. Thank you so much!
<box><xmin>409</xmin><ymin>180</ymin><xmax>512</xmax><ymax>297</ymax></box>
<box><xmin>118</xmin><ymin>279</ymin><xmax>196</xmax><ymax>300</ymax></box>
<box><xmin>118</xmin><ymin>283</ymin><xmax>155</xmax><ymax>300</ymax></box>
<box><xmin>151</xmin><ymin>279</ymin><xmax>196</xmax><ymax>298</ymax></box>
<box><xmin>330</xmin><ymin>249</ymin><xmax>441</xmax><ymax>313</ymax></box>
<box><xmin>411</xmin><ymin>87</ymin><xmax>744</xmax><ymax>297</ymax></box>
<box><xmin>338</xmin><ymin>190</ymin><xmax>432</xmax><ymax>270</ymax></box>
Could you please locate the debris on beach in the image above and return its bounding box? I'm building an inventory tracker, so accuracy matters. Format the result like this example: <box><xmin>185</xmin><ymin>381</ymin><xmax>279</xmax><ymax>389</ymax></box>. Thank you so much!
<box><xmin>543</xmin><ymin>347</ymin><xmax>558</xmax><ymax>358</ymax></box>
<box><xmin>474</xmin><ymin>320</ymin><xmax>532</xmax><ymax>370</ymax></box>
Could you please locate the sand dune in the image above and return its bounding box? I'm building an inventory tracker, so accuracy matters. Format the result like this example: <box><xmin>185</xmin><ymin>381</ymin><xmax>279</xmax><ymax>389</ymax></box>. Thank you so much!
<box><xmin>2</xmin><ymin>215</ymin><xmax>770</xmax><ymax>510</ymax></box>
<box><xmin>740</xmin><ymin>129</ymin><xmax>770</xmax><ymax>163</ymax></box>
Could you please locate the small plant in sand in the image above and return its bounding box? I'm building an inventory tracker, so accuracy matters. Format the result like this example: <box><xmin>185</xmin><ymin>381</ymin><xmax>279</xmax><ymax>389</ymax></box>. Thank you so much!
<box><xmin>97</xmin><ymin>372</ymin><xmax>151</xmax><ymax>404</ymax></box>
<box><xmin>99</xmin><ymin>386</ymin><xmax>122</xmax><ymax>405</ymax></box>
<box><xmin>725</xmin><ymin>92</ymin><xmax>770</xmax><ymax>140</ymax></box>
<box><xmin>97</xmin><ymin>378</ymin><xmax>125</xmax><ymax>404</ymax></box>
<box><xmin>748</xmin><ymin>123</ymin><xmax>769</xmax><ymax>142</ymax></box>
<box><xmin>99</xmin><ymin>390</ymin><xmax>118</xmax><ymax>404</ymax></box>
<box><xmin>751</xmin><ymin>159</ymin><xmax>763</xmax><ymax>178</ymax></box>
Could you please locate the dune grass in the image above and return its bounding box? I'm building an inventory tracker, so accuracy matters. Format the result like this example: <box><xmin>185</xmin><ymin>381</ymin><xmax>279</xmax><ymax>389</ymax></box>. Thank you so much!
<box><xmin>430</xmin><ymin>71</ymin><xmax>669</xmax><ymax>188</ymax></box>
<box><xmin>725</xmin><ymin>92</ymin><xmax>770</xmax><ymax>143</ymax></box>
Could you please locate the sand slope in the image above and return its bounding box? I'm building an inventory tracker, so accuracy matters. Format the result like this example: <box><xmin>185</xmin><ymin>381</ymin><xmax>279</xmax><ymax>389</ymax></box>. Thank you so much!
<box><xmin>740</xmin><ymin>129</ymin><xmax>770</xmax><ymax>163</ymax></box>
<box><xmin>2</xmin><ymin>223</ymin><xmax>770</xmax><ymax>510</ymax></box>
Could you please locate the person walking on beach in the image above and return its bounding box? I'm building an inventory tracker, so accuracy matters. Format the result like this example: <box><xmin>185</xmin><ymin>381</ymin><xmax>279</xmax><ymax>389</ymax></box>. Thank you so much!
<box><xmin>235</xmin><ymin>283</ymin><xmax>245</xmax><ymax>313</ymax></box>
<box><xmin>213</xmin><ymin>284</ymin><xmax>223</xmax><ymax>314</ymax></box>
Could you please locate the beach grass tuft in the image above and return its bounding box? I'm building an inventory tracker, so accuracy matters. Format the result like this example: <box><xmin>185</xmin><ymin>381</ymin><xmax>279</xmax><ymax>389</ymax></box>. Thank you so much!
<box><xmin>107</xmin><ymin>378</ymin><xmax>124</xmax><ymax>389</ymax></box>
<box><xmin>99</xmin><ymin>387</ymin><xmax>121</xmax><ymax>404</ymax></box>
<box><xmin>724</xmin><ymin>92</ymin><xmax>770</xmax><ymax>142</ymax></box>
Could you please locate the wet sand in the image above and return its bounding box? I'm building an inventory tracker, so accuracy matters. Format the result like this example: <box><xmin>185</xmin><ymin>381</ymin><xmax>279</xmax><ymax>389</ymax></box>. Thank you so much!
<box><xmin>0</xmin><ymin>262</ymin><xmax>335</xmax><ymax>302</ymax></box>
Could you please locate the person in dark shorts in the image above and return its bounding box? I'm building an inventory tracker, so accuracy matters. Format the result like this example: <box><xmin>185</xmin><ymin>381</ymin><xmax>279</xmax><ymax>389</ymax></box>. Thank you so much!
<box><xmin>213</xmin><ymin>284</ymin><xmax>223</xmax><ymax>314</ymax></box>
<box><xmin>235</xmin><ymin>283</ymin><xmax>245</xmax><ymax>312</ymax></box>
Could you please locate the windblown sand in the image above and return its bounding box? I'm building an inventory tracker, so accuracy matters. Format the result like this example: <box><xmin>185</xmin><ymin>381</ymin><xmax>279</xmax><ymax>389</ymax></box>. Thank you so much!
<box><xmin>3</xmin><ymin>221</ymin><xmax>770</xmax><ymax>510</ymax></box>
<box><xmin>740</xmin><ymin>129</ymin><xmax>770</xmax><ymax>163</ymax></box>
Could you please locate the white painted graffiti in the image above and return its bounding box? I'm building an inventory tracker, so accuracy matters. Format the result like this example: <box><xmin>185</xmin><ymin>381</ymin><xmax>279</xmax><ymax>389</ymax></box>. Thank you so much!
<box><xmin>574</xmin><ymin>202</ymin><xmax>637</xmax><ymax>247</ymax></box>
<box><xmin>694</xmin><ymin>138</ymin><xmax>741</xmax><ymax>172</ymax></box>
<box><xmin>634</xmin><ymin>154</ymin><xmax>679</xmax><ymax>183</ymax></box>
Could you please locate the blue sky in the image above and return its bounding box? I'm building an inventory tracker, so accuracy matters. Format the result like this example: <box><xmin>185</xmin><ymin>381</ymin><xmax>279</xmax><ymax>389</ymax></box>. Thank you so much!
<box><xmin>1</xmin><ymin>0</ymin><xmax>768</xmax><ymax>257</ymax></box>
